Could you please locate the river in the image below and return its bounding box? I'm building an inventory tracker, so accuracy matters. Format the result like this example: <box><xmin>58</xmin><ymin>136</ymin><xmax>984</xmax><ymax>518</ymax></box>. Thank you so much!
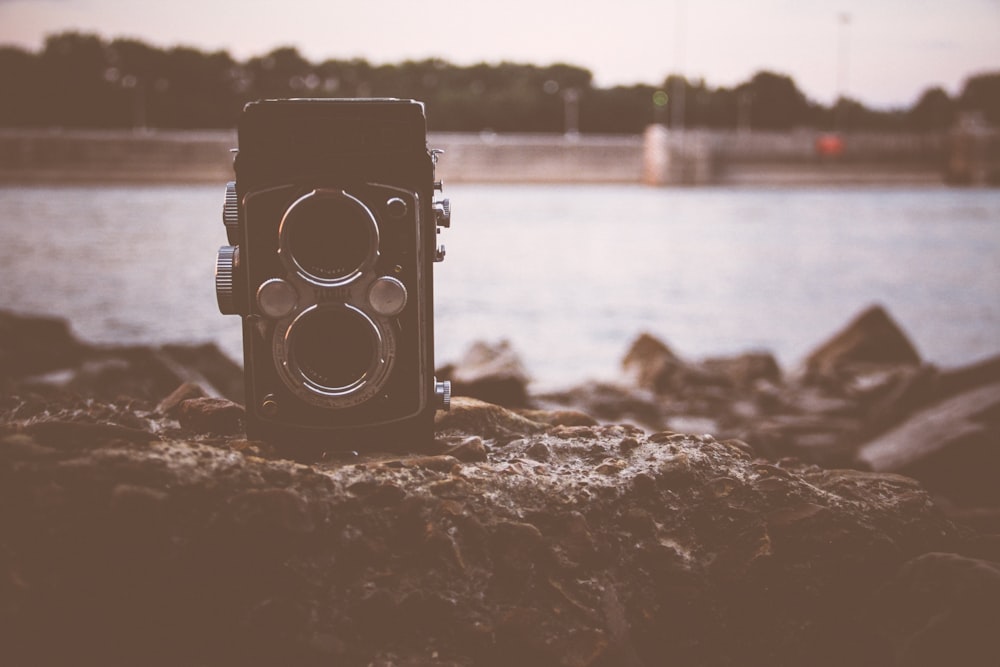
<box><xmin>1</xmin><ymin>183</ymin><xmax>998</xmax><ymax>389</ymax></box>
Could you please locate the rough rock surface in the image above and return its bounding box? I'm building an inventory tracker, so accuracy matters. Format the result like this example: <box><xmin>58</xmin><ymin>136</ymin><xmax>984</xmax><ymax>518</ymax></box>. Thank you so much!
<box><xmin>2</xmin><ymin>308</ymin><xmax>999</xmax><ymax>666</ymax></box>
<box><xmin>541</xmin><ymin>305</ymin><xmax>1000</xmax><ymax>523</ymax></box>
<box><xmin>1</xmin><ymin>394</ymin><xmax>987</xmax><ymax>667</ymax></box>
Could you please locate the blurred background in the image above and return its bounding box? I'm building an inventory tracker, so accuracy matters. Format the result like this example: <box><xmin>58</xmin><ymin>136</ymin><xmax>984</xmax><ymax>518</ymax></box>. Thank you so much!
<box><xmin>0</xmin><ymin>0</ymin><xmax>997</xmax><ymax>388</ymax></box>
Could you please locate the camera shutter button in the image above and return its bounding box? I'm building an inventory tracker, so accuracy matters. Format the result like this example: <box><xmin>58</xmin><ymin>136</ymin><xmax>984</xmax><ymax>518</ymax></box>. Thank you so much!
<box><xmin>367</xmin><ymin>276</ymin><xmax>407</xmax><ymax>317</ymax></box>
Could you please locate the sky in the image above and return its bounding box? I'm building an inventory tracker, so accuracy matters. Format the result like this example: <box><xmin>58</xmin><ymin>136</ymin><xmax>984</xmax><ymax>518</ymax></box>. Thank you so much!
<box><xmin>0</xmin><ymin>0</ymin><xmax>998</xmax><ymax>109</ymax></box>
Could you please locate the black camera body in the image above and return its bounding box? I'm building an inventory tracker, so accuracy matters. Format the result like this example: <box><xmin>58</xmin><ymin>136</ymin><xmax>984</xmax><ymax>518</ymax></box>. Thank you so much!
<box><xmin>216</xmin><ymin>99</ymin><xmax>451</xmax><ymax>452</ymax></box>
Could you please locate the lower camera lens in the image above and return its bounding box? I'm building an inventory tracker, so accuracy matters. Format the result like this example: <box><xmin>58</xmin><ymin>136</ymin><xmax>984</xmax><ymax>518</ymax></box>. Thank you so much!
<box><xmin>289</xmin><ymin>306</ymin><xmax>379</xmax><ymax>393</ymax></box>
<box><xmin>281</xmin><ymin>191</ymin><xmax>377</xmax><ymax>283</ymax></box>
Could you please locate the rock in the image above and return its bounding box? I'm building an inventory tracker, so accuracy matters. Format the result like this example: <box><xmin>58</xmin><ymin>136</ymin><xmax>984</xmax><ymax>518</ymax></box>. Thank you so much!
<box><xmin>0</xmin><ymin>311</ymin><xmax>90</xmax><ymax>379</ymax></box>
<box><xmin>435</xmin><ymin>396</ymin><xmax>546</xmax><ymax>440</ymax></box>
<box><xmin>156</xmin><ymin>382</ymin><xmax>208</xmax><ymax>416</ymax></box>
<box><xmin>700</xmin><ymin>351</ymin><xmax>782</xmax><ymax>390</ymax></box>
<box><xmin>0</xmin><ymin>310</ymin><xmax>243</xmax><ymax>403</ymax></box>
<box><xmin>445</xmin><ymin>435</ymin><xmax>488</xmax><ymax>462</ymax></box>
<box><xmin>803</xmin><ymin>304</ymin><xmax>921</xmax><ymax>381</ymax></box>
<box><xmin>871</xmin><ymin>552</ymin><xmax>1000</xmax><ymax>667</ymax></box>
<box><xmin>176</xmin><ymin>397</ymin><xmax>245</xmax><ymax>435</ymax></box>
<box><xmin>0</xmin><ymin>392</ymin><xmax>979</xmax><ymax>667</ymax></box>
<box><xmin>856</xmin><ymin>381</ymin><xmax>1000</xmax><ymax>505</ymax></box>
<box><xmin>438</xmin><ymin>339</ymin><xmax>531</xmax><ymax>407</ymax></box>
<box><xmin>535</xmin><ymin>382</ymin><xmax>665</xmax><ymax>431</ymax></box>
<box><xmin>621</xmin><ymin>332</ymin><xmax>686</xmax><ymax>393</ymax></box>
<box><xmin>160</xmin><ymin>343</ymin><xmax>245</xmax><ymax>404</ymax></box>
<box><xmin>516</xmin><ymin>408</ymin><xmax>598</xmax><ymax>428</ymax></box>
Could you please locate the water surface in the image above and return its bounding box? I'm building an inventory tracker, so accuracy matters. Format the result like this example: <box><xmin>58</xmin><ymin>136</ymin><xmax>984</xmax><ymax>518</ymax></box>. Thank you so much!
<box><xmin>1</xmin><ymin>184</ymin><xmax>997</xmax><ymax>388</ymax></box>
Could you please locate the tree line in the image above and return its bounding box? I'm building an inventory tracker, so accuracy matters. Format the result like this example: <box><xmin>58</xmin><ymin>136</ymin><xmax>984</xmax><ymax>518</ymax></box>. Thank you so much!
<box><xmin>1</xmin><ymin>32</ymin><xmax>998</xmax><ymax>133</ymax></box>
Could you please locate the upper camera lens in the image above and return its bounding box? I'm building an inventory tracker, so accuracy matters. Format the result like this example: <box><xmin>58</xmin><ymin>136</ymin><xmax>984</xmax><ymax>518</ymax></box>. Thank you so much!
<box><xmin>289</xmin><ymin>306</ymin><xmax>379</xmax><ymax>394</ymax></box>
<box><xmin>281</xmin><ymin>191</ymin><xmax>377</xmax><ymax>284</ymax></box>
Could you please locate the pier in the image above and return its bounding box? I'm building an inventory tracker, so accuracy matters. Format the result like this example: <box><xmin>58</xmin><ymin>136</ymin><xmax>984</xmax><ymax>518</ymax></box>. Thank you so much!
<box><xmin>0</xmin><ymin>125</ymin><xmax>996</xmax><ymax>186</ymax></box>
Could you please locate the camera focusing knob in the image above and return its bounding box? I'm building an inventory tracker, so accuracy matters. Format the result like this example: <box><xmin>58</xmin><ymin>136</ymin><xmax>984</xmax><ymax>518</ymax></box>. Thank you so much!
<box><xmin>215</xmin><ymin>245</ymin><xmax>239</xmax><ymax>315</ymax></box>
<box><xmin>223</xmin><ymin>181</ymin><xmax>239</xmax><ymax>244</ymax></box>
<box><xmin>433</xmin><ymin>199</ymin><xmax>451</xmax><ymax>228</ymax></box>
<box><xmin>434</xmin><ymin>380</ymin><xmax>452</xmax><ymax>410</ymax></box>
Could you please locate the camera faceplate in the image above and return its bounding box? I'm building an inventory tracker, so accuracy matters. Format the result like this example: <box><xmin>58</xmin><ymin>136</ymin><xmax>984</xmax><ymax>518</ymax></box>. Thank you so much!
<box><xmin>241</xmin><ymin>181</ymin><xmax>430</xmax><ymax>428</ymax></box>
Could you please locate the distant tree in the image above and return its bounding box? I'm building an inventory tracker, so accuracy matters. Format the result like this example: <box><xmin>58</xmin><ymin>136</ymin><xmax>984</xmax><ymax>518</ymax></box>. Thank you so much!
<box><xmin>736</xmin><ymin>71</ymin><xmax>811</xmax><ymax>130</ymax></box>
<box><xmin>0</xmin><ymin>46</ymin><xmax>40</xmax><ymax>125</ymax></box>
<box><xmin>39</xmin><ymin>32</ymin><xmax>116</xmax><ymax>126</ymax></box>
<box><xmin>907</xmin><ymin>87</ymin><xmax>955</xmax><ymax>130</ymax></box>
<box><xmin>244</xmin><ymin>47</ymin><xmax>314</xmax><ymax>100</ymax></box>
<box><xmin>958</xmin><ymin>71</ymin><xmax>1000</xmax><ymax>125</ymax></box>
<box><xmin>579</xmin><ymin>85</ymin><xmax>658</xmax><ymax>133</ymax></box>
<box><xmin>0</xmin><ymin>31</ymin><xmax>990</xmax><ymax>133</ymax></box>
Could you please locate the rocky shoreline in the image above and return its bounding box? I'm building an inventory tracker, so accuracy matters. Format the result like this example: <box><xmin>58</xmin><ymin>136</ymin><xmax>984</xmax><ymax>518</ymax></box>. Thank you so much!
<box><xmin>2</xmin><ymin>307</ymin><xmax>999</xmax><ymax>666</ymax></box>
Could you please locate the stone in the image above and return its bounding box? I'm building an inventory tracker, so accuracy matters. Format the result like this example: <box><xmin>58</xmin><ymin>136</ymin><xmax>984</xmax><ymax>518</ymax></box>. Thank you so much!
<box><xmin>176</xmin><ymin>397</ymin><xmax>245</xmax><ymax>435</ymax></box>
<box><xmin>517</xmin><ymin>408</ymin><xmax>598</xmax><ymax>427</ymax></box>
<box><xmin>700</xmin><ymin>351</ymin><xmax>782</xmax><ymax>390</ymax></box>
<box><xmin>856</xmin><ymin>382</ymin><xmax>1000</xmax><ymax>505</ymax></box>
<box><xmin>535</xmin><ymin>382</ymin><xmax>665</xmax><ymax>431</ymax></box>
<box><xmin>0</xmin><ymin>392</ymin><xmax>978</xmax><ymax>667</ymax></box>
<box><xmin>871</xmin><ymin>552</ymin><xmax>1000</xmax><ymax>667</ymax></box>
<box><xmin>621</xmin><ymin>332</ymin><xmax>686</xmax><ymax>393</ymax></box>
<box><xmin>439</xmin><ymin>339</ymin><xmax>531</xmax><ymax>407</ymax></box>
<box><xmin>803</xmin><ymin>304</ymin><xmax>921</xmax><ymax>380</ymax></box>
<box><xmin>156</xmin><ymin>382</ymin><xmax>208</xmax><ymax>416</ymax></box>
<box><xmin>434</xmin><ymin>396</ymin><xmax>546</xmax><ymax>439</ymax></box>
<box><xmin>0</xmin><ymin>311</ymin><xmax>90</xmax><ymax>379</ymax></box>
<box><xmin>446</xmin><ymin>435</ymin><xmax>488</xmax><ymax>462</ymax></box>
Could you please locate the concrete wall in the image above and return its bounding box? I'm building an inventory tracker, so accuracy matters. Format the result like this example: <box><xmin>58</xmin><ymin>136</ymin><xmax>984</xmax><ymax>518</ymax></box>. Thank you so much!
<box><xmin>0</xmin><ymin>127</ymin><xmax>983</xmax><ymax>186</ymax></box>
<box><xmin>641</xmin><ymin>125</ymin><xmax>950</xmax><ymax>186</ymax></box>
<box><xmin>428</xmin><ymin>133</ymin><xmax>643</xmax><ymax>184</ymax></box>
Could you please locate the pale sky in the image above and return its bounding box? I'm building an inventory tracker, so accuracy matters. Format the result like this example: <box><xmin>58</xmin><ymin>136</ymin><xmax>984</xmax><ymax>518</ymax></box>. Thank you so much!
<box><xmin>1</xmin><ymin>0</ymin><xmax>998</xmax><ymax>108</ymax></box>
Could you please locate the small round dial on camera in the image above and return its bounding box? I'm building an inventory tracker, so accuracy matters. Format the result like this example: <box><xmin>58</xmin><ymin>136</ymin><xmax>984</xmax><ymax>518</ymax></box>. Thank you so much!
<box><xmin>278</xmin><ymin>189</ymin><xmax>379</xmax><ymax>286</ymax></box>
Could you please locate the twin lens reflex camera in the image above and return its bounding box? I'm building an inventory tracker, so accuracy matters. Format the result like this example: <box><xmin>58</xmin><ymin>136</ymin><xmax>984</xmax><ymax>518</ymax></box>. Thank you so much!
<box><xmin>215</xmin><ymin>99</ymin><xmax>452</xmax><ymax>452</ymax></box>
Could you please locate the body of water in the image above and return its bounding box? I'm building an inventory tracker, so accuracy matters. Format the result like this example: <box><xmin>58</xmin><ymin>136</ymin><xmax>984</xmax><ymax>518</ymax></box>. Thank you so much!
<box><xmin>1</xmin><ymin>183</ymin><xmax>998</xmax><ymax>389</ymax></box>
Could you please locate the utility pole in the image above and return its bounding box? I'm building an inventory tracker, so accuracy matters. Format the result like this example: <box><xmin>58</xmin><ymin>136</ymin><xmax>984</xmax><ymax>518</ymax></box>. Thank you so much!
<box><xmin>835</xmin><ymin>12</ymin><xmax>851</xmax><ymax>130</ymax></box>
<box><xmin>670</xmin><ymin>0</ymin><xmax>687</xmax><ymax>132</ymax></box>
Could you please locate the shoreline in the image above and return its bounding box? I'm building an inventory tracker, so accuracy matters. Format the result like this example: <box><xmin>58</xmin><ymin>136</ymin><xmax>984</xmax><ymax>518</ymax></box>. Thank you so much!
<box><xmin>0</xmin><ymin>127</ymin><xmax>962</xmax><ymax>187</ymax></box>
<box><xmin>2</xmin><ymin>305</ymin><xmax>999</xmax><ymax>665</ymax></box>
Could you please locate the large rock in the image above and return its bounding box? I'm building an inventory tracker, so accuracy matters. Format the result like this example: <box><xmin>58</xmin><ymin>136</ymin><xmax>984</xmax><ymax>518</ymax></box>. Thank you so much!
<box><xmin>0</xmin><ymin>392</ymin><xmax>983</xmax><ymax>667</ymax></box>
<box><xmin>871</xmin><ymin>552</ymin><xmax>1000</xmax><ymax>667</ymax></box>
<box><xmin>534</xmin><ymin>382</ymin><xmax>667</xmax><ymax>431</ymax></box>
<box><xmin>0</xmin><ymin>309</ymin><xmax>243</xmax><ymax>404</ymax></box>
<box><xmin>438</xmin><ymin>340</ymin><xmax>531</xmax><ymax>407</ymax></box>
<box><xmin>621</xmin><ymin>332</ymin><xmax>686</xmax><ymax>393</ymax></box>
<box><xmin>0</xmin><ymin>311</ymin><xmax>90</xmax><ymax>380</ymax></box>
<box><xmin>803</xmin><ymin>304</ymin><xmax>921</xmax><ymax>381</ymax></box>
<box><xmin>856</xmin><ymin>382</ymin><xmax>1000</xmax><ymax>505</ymax></box>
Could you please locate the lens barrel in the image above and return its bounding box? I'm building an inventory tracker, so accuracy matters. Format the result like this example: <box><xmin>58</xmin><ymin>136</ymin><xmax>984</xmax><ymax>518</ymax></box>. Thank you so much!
<box><xmin>279</xmin><ymin>190</ymin><xmax>378</xmax><ymax>285</ymax></box>
<box><xmin>287</xmin><ymin>305</ymin><xmax>381</xmax><ymax>396</ymax></box>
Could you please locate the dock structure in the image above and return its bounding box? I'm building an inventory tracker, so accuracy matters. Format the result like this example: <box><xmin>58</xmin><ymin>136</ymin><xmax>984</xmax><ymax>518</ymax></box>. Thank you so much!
<box><xmin>0</xmin><ymin>125</ymin><xmax>995</xmax><ymax>186</ymax></box>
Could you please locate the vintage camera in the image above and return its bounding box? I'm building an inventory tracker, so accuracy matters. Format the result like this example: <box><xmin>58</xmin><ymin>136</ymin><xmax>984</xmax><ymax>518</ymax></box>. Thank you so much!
<box><xmin>215</xmin><ymin>99</ymin><xmax>451</xmax><ymax>452</ymax></box>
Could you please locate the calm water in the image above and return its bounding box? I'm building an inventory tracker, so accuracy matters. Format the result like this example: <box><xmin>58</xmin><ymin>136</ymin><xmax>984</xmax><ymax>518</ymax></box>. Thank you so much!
<box><xmin>1</xmin><ymin>184</ymin><xmax>998</xmax><ymax>389</ymax></box>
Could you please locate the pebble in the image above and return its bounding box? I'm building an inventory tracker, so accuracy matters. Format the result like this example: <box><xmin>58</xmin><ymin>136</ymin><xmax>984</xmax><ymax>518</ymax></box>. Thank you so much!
<box><xmin>176</xmin><ymin>397</ymin><xmax>244</xmax><ymax>435</ymax></box>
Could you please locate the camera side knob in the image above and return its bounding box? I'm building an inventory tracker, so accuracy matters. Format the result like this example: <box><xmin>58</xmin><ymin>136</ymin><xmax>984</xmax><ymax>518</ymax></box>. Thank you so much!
<box><xmin>434</xmin><ymin>379</ymin><xmax>452</xmax><ymax>411</ymax></box>
<box><xmin>222</xmin><ymin>181</ymin><xmax>240</xmax><ymax>244</ymax></box>
<box><xmin>215</xmin><ymin>245</ymin><xmax>239</xmax><ymax>315</ymax></box>
<box><xmin>433</xmin><ymin>199</ymin><xmax>451</xmax><ymax>228</ymax></box>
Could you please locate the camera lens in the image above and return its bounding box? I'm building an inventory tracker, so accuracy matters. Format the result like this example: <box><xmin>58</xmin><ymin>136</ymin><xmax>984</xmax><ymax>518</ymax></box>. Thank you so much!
<box><xmin>288</xmin><ymin>306</ymin><xmax>380</xmax><ymax>394</ymax></box>
<box><xmin>281</xmin><ymin>191</ymin><xmax>377</xmax><ymax>284</ymax></box>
